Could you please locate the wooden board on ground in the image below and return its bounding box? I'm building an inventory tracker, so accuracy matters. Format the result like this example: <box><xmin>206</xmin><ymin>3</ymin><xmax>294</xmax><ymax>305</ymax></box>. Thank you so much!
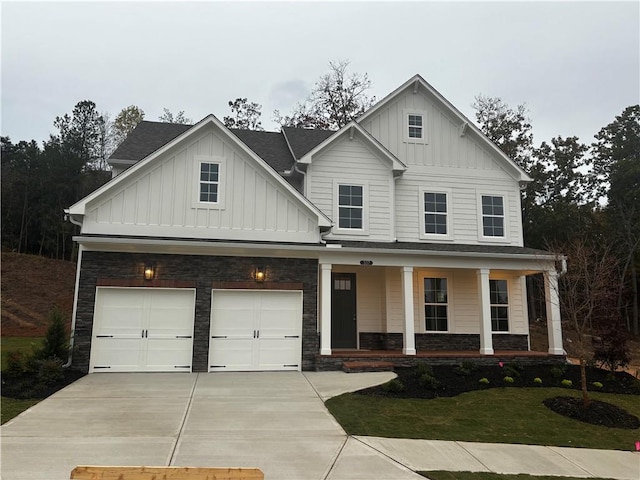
<box><xmin>70</xmin><ymin>466</ymin><xmax>264</xmax><ymax>480</ymax></box>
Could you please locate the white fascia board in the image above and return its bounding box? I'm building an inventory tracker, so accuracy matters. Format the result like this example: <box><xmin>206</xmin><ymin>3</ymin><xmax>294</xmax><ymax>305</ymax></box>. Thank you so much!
<box><xmin>67</xmin><ymin>115</ymin><xmax>332</xmax><ymax>228</ymax></box>
<box><xmin>107</xmin><ymin>158</ymin><xmax>137</xmax><ymax>168</ymax></box>
<box><xmin>358</xmin><ymin>75</ymin><xmax>532</xmax><ymax>183</ymax></box>
<box><xmin>298</xmin><ymin>122</ymin><xmax>406</xmax><ymax>173</ymax></box>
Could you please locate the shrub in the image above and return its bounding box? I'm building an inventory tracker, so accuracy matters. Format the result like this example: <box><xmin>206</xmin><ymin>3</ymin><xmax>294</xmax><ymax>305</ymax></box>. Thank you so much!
<box><xmin>550</xmin><ymin>363</ymin><xmax>568</xmax><ymax>379</ymax></box>
<box><xmin>455</xmin><ymin>361</ymin><xmax>477</xmax><ymax>377</ymax></box>
<box><xmin>5</xmin><ymin>350</ymin><xmax>33</xmax><ymax>377</ymax></box>
<box><xmin>593</xmin><ymin>327</ymin><xmax>631</xmax><ymax>372</ymax></box>
<box><xmin>533</xmin><ymin>377</ymin><xmax>543</xmax><ymax>385</ymax></box>
<box><xmin>419</xmin><ymin>373</ymin><xmax>441</xmax><ymax>390</ymax></box>
<box><xmin>503</xmin><ymin>362</ymin><xmax>523</xmax><ymax>379</ymax></box>
<box><xmin>591</xmin><ymin>381</ymin><xmax>603</xmax><ymax>389</ymax></box>
<box><xmin>35</xmin><ymin>307</ymin><xmax>69</xmax><ymax>362</ymax></box>
<box><xmin>478</xmin><ymin>377</ymin><xmax>490</xmax><ymax>385</ymax></box>
<box><xmin>37</xmin><ymin>357</ymin><xmax>64</xmax><ymax>385</ymax></box>
<box><xmin>415</xmin><ymin>362</ymin><xmax>434</xmax><ymax>377</ymax></box>
<box><xmin>561</xmin><ymin>379</ymin><xmax>573</xmax><ymax>388</ymax></box>
<box><xmin>503</xmin><ymin>376</ymin><xmax>514</xmax><ymax>384</ymax></box>
<box><xmin>383</xmin><ymin>379</ymin><xmax>405</xmax><ymax>393</ymax></box>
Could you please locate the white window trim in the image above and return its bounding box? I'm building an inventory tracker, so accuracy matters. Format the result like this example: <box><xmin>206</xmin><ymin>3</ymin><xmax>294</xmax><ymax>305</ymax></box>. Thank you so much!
<box><xmin>194</xmin><ymin>155</ymin><xmax>225</xmax><ymax>209</ymax></box>
<box><xmin>419</xmin><ymin>272</ymin><xmax>453</xmax><ymax>333</ymax></box>
<box><xmin>333</xmin><ymin>180</ymin><xmax>369</xmax><ymax>235</ymax></box>
<box><xmin>476</xmin><ymin>192</ymin><xmax>508</xmax><ymax>242</ymax></box>
<box><xmin>419</xmin><ymin>187</ymin><xmax>453</xmax><ymax>241</ymax></box>
<box><xmin>403</xmin><ymin>108</ymin><xmax>428</xmax><ymax>144</ymax></box>
<box><xmin>489</xmin><ymin>278</ymin><xmax>510</xmax><ymax>333</ymax></box>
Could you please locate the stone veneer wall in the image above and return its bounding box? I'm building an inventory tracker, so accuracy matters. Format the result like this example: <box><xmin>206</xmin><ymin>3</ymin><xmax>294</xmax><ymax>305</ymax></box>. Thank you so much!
<box><xmin>360</xmin><ymin>332</ymin><xmax>528</xmax><ymax>352</ymax></box>
<box><xmin>74</xmin><ymin>251</ymin><xmax>318</xmax><ymax>373</ymax></box>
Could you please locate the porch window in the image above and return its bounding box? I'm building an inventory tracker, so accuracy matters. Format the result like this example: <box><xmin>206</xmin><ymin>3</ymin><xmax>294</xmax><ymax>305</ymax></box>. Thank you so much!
<box><xmin>424</xmin><ymin>277</ymin><xmax>448</xmax><ymax>331</ymax></box>
<box><xmin>338</xmin><ymin>184</ymin><xmax>363</xmax><ymax>229</ymax></box>
<box><xmin>424</xmin><ymin>192</ymin><xmax>447</xmax><ymax>235</ymax></box>
<box><xmin>490</xmin><ymin>279</ymin><xmax>509</xmax><ymax>331</ymax></box>
<box><xmin>199</xmin><ymin>162</ymin><xmax>220</xmax><ymax>203</ymax></box>
<box><xmin>481</xmin><ymin>195</ymin><xmax>505</xmax><ymax>237</ymax></box>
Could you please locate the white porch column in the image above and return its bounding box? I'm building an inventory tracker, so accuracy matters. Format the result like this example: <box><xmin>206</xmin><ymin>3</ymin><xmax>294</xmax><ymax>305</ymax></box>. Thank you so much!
<box><xmin>401</xmin><ymin>266</ymin><xmax>416</xmax><ymax>355</ymax></box>
<box><xmin>319</xmin><ymin>263</ymin><xmax>332</xmax><ymax>355</ymax></box>
<box><xmin>477</xmin><ymin>268</ymin><xmax>494</xmax><ymax>355</ymax></box>
<box><xmin>544</xmin><ymin>269</ymin><xmax>564</xmax><ymax>355</ymax></box>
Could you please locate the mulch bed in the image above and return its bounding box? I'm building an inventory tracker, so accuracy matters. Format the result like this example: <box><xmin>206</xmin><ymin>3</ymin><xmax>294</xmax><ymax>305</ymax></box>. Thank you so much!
<box><xmin>1</xmin><ymin>369</ymin><xmax>85</xmax><ymax>399</ymax></box>
<box><xmin>356</xmin><ymin>362</ymin><xmax>640</xmax><ymax>430</ymax></box>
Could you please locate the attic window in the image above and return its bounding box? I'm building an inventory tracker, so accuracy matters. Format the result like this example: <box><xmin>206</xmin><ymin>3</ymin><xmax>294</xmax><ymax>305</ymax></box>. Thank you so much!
<box><xmin>404</xmin><ymin>109</ymin><xmax>427</xmax><ymax>143</ymax></box>
<box><xmin>408</xmin><ymin>114</ymin><xmax>423</xmax><ymax>139</ymax></box>
<box><xmin>199</xmin><ymin>162</ymin><xmax>219</xmax><ymax>203</ymax></box>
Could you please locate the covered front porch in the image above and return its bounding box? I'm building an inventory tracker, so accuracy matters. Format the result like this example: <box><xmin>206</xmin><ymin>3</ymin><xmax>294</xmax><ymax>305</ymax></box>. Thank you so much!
<box><xmin>316</xmin><ymin>249</ymin><xmax>565</xmax><ymax>368</ymax></box>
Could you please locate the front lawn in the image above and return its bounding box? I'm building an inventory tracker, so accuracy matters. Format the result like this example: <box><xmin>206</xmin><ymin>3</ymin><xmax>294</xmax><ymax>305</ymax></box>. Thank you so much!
<box><xmin>326</xmin><ymin>387</ymin><xmax>640</xmax><ymax>451</ymax></box>
<box><xmin>1</xmin><ymin>397</ymin><xmax>39</xmax><ymax>424</ymax></box>
<box><xmin>421</xmin><ymin>473</ymin><xmax>617</xmax><ymax>480</ymax></box>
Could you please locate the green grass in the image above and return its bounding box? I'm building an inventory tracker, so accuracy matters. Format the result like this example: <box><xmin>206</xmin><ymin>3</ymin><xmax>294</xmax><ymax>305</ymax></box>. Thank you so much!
<box><xmin>1</xmin><ymin>337</ymin><xmax>44</xmax><ymax>424</ymax></box>
<box><xmin>1</xmin><ymin>337</ymin><xmax>43</xmax><ymax>370</ymax></box>
<box><xmin>420</xmin><ymin>473</ymin><xmax>617</xmax><ymax>480</ymax></box>
<box><xmin>326</xmin><ymin>388</ymin><xmax>640</xmax><ymax>451</ymax></box>
<box><xmin>1</xmin><ymin>397</ymin><xmax>39</xmax><ymax>424</ymax></box>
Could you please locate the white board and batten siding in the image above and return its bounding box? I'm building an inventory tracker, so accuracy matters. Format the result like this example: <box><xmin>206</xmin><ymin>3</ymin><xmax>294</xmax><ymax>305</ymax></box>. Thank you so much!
<box><xmin>306</xmin><ymin>135</ymin><xmax>394</xmax><ymax>241</ymax></box>
<box><xmin>360</xmin><ymin>87</ymin><xmax>525</xmax><ymax>246</ymax></box>
<box><xmin>82</xmin><ymin>126</ymin><xmax>320</xmax><ymax>243</ymax></box>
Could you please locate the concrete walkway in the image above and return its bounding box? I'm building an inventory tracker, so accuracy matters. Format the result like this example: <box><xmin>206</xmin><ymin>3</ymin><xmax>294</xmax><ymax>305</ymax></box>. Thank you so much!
<box><xmin>1</xmin><ymin>371</ymin><xmax>638</xmax><ymax>480</ymax></box>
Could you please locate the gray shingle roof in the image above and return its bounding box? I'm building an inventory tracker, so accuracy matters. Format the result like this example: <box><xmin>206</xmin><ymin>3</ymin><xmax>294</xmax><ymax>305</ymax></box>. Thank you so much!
<box><xmin>326</xmin><ymin>240</ymin><xmax>552</xmax><ymax>256</ymax></box>
<box><xmin>110</xmin><ymin>121</ymin><xmax>191</xmax><ymax>162</ymax></box>
<box><xmin>282</xmin><ymin>127</ymin><xmax>335</xmax><ymax>160</ymax></box>
<box><xmin>109</xmin><ymin>121</ymin><xmax>331</xmax><ymax>176</ymax></box>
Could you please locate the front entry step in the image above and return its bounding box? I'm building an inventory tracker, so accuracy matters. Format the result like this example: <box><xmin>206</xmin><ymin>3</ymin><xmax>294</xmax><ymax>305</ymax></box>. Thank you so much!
<box><xmin>342</xmin><ymin>360</ymin><xmax>394</xmax><ymax>373</ymax></box>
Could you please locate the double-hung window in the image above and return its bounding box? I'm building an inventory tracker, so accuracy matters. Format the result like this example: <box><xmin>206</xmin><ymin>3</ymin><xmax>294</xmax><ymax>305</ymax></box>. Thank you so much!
<box><xmin>481</xmin><ymin>195</ymin><xmax>505</xmax><ymax>237</ymax></box>
<box><xmin>424</xmin><ymin>192</ymin><xmax>447</xmax><ymax>235</ymax></box>
<box><xmin>424</xmin><ymin>277</ymin><xmax>448</xmax><ymax>331</ymax></box>
<box><xmin>338</xmin><ymin>184</ymin><xmax>363</xmax><ymax>230</ymax></box>
<box><xmin>408</xmin><ymin>114</ymin><xmax>423</xmax><ymax>139</ymax></box>
<box><xmin>404</xmin><ymin>109</ymin><xmax>427</xmax><ymax>143</ymax></box>
<box><xmin>490</xmin><ymin>279</ymin><xmax>509</xmax><ymax>332</ymax></box>
<box><xmin>199</xmin><ymin>162</ymin><xmax>220</xmax><ymax>203</ymax></box>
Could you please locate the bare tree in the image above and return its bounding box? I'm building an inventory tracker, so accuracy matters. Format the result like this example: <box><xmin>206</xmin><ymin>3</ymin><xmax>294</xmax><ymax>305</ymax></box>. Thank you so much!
<box><xmin>556</xmin><ymin>238</ymin><xmax>622</xmax><ymax>407</ymax></box>
<box><xmin>275</xmin><ymin>60</ymin><xmax>375</xmax><ymax>130</ymax></box>
<box><xmin>224</xmin><ymin>98</ymin><xmax>263</xmax><ymax>130</ymax></box>
<box><xmin>158</xmin><ymin>108</ymin><xmax>192</xmax><ymax>125</ymax></box>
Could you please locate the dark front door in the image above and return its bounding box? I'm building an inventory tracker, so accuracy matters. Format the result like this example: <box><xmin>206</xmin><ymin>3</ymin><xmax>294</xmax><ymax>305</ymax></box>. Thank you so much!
<box><xmin>331</xmin><ymin>273</ymin><xmax>357</xmax><ymax>349</ymax></box>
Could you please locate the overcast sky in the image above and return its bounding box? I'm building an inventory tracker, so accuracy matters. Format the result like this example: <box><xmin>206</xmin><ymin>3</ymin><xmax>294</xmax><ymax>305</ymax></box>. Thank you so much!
<box><xmin>2</xmin><ymin>1</ymin><xmax>638</xmax><ymax>149</ymax></box>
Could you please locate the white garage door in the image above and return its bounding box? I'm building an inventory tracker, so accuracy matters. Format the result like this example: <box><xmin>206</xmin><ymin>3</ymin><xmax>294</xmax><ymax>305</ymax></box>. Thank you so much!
<box><xmin>90</xmin><ymin>288</ymin><xmax>195</xmax><ymax>373</ymax></box>
<box><xmin>209</xmin><ymin>290</ymin><xmax>302</xmax><ymax>371</ymax></box>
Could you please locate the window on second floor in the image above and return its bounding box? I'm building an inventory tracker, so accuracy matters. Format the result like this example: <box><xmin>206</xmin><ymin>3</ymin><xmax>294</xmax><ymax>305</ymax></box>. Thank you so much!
<box><xmin>490</xmin><ymin>279</ymin><xmax>509</xmax><ymax>332</ymax></box>
<box><xmin>338</xmin><ymin>184</ymin><xmax>363</xmax><ymax>230</ymax></box>
<box><xmin>424</xmin><ymin>192</ymin><xmax>447</xmax><ymax>235</ymax></box>
<box><xmin>481</xmin><ymin>195</ymin><xmax>505</xmax><ymax>238</ymax></box>
<box><xmin>199</xmin><ymin>162</ymin><xmax>220</xmax><ymax>203</ymax></box>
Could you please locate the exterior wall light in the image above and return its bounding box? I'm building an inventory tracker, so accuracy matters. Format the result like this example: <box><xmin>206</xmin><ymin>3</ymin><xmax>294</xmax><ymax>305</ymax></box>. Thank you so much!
<box><xmin>255</xmin><ymin>267</ymin><xmax>265</xmax><ymax>283</ymax></box>
<box><xmin>143</xmin><ymin>263</ymin><xmax>155</xmax><ymax>280</ymax></box>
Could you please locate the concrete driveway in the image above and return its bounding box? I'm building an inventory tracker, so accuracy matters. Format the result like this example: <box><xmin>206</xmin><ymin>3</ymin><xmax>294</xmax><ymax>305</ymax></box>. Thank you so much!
<box><xmin>1</xmin><ymin>371</ymin><xmax>419</xmax><ymax>480</ymax></box>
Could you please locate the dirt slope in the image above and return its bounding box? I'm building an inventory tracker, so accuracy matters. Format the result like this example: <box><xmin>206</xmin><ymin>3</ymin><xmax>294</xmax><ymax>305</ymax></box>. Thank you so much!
<box><xmin>1</xmin><ymin>252</ymin><xmax>76</xmax><ymax>336</ymax></box>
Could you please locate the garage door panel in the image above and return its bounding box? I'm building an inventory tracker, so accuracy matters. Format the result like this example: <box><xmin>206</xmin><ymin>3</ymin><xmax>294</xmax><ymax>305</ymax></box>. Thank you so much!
<box><xmin>209</xmin><ymin>290</ymin><xmax>302</xmax><ymax>372</ymax></box>
<box><xmin>209</xmin><ymin>338</ymin><xmax>254</xmax><ymax>370</ymax></box>
<box><xmin>91</xmin><ymin>288</ymin><xmax>195</xmax><ymax>373</ymax></box>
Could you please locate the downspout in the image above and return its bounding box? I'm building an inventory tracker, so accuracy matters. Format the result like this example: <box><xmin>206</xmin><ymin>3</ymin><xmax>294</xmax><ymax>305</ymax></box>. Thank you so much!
<box><xmin>63</xmin><ymin>211</ymin><xmax>83</xmax><ymax>368</ymax></box>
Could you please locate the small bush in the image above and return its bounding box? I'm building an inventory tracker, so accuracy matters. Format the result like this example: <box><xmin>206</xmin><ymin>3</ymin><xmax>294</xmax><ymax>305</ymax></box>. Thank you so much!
<box><xmin>383</xmin><ymin>379</ymin><xmax>405</xmax><ymax>393</ymax></box>
<box><xmin>478</xmin><ymin>377</ymin><xmax>490</xmax><ymax>385</ymax></box>
<box><xmin>37</xmin><ymin>357</ymin><xmax>64</xmax><ymax>385</ymax></box>
<box><xmin>503</xmin><ymin>364</ymin><xmax>522</xmax><ymax>379</ymax></box>
<box><xmin>415</xmin><ymin>362</ymin><xmax>434</xmax><ymax>377</ymax></box>
<box><xmin>5</xmin><ymin>350</ymin><xmax>33</xmax><ymax>377</ymax></box>
<box><xmin>503</xmin><ymin>376</ymin><xmax>514</xmax><ymax>384</ymax></box>
<box><xmin>593</xmin><ymin>327</ymin><xmax>631</xmax><ymax>372</ymax></box>
<box><xmin>455</xmin><ymin>360</ymin><xmax>477</xmax><ymax>376</ymax></box>
<box><xmin>419</xmin><ymin>373</ymin><xmax>441</xmax><ymax>390</ymax></box>
<box><xmin>591</xmin><ymin>381</ymin><xmax>603</xmax><ymax>389</ymax></box>
<box><xmin>561</xmin><ymin>379</ymin><xmax>573</xmax><ymax>388</ymax></box>
<box><xmin>533</xmin><ymin>377</ymin><xmax>543</xmax><ymax>385</ymax></box>
<box><xmin>35</xmin><ymin>307</ymin><xmax>69</xmax><ymax>361</ymax></box>
<box><xmin>550</xmin><ymin>363</ymin><xmax>568</xmax><ymax>379</ymax></box>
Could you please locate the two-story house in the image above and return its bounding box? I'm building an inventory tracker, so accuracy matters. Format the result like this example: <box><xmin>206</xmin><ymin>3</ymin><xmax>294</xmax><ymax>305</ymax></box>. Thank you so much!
<box><xmin>65</xmin><ymin>75</ymin><xmax>564</xmax><ymax>373</ymax></box>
